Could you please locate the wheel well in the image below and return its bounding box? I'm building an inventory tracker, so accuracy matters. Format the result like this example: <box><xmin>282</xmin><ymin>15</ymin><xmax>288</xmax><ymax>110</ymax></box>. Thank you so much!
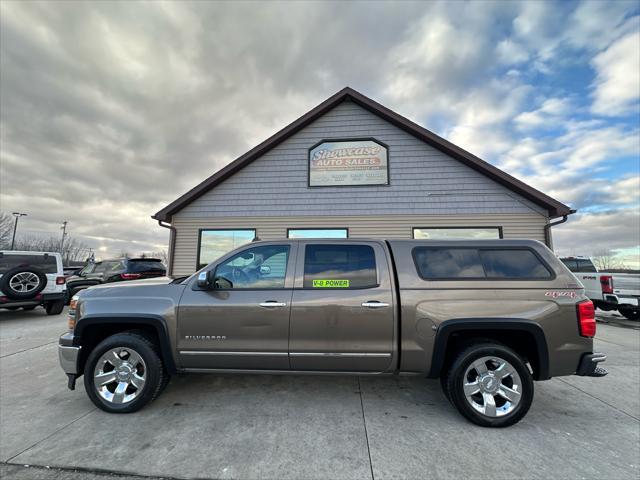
<box><xmin>77</xmin><ymin>322</ymin><xmax>173</xmax><ymax>375</ymax></box>
<box><xmin>439</xmin><ymin>329</ymin><xmax>544</xmax><ymax>381</ymax></box>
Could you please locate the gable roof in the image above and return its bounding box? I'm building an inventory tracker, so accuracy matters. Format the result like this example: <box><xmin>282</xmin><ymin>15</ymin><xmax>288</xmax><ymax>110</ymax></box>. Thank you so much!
<box><xmin>153</xmin><ymin>87</ymin><xmax>573</xmax><ymax>222</ymax></box>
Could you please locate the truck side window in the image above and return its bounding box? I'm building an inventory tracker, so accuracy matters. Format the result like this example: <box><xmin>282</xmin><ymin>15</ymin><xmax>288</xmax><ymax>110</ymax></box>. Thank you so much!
<box><xmin>303</xmin><ymin>244</ymin><xmax>377</xmax><ymax>289</ymax></box>
<box><xmin>214</xmin><ymin>245</ymin><xmax>289</xmax><ymax>289</ymax></box>
<box><xmin>413</xmin><ymin>248</ymin><xmax>552</xmax><ymax>280</ymax></box>
<box><xmin>480</xmin><ymin>250</ymin><xmax>552</xmax><ymax>278</ymax></box>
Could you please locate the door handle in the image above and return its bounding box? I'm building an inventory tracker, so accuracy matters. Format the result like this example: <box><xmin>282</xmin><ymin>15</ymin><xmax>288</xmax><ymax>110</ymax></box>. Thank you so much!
<box><xmin>259</xmin><ymin>301</ymin><xmax>287</xmax><ymax>308</ymax></box>
<box><xmin>361</xmin><ymin>301</ymin><xmax>389</xmax><ymax>308</ymax></box>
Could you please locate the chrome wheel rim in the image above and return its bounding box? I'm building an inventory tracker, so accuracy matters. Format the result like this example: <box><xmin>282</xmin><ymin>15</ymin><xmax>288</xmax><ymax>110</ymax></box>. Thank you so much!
<box><xmin>463</xmin><ymin>356</ymin><xmax>522</xmax><ymax>417</ymax></box>
<box><xmin>94</xmin><ymin>348</ymin><xmax>146</xmax><ymax>405</ymax></box>
<box><xmin>9</xmin><ymin>272</ymin><xmax>40</xmax><ymax>293</ymax></box>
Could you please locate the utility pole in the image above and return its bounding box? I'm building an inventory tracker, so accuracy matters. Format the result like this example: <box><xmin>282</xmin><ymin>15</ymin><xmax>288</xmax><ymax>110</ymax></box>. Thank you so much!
<box><xmin>10</xmin><ymin>212</ymin><xmax>27</xmax><ymax>250</ymax></box>
<box><xmin>60</xmin><ymin>221</ymin><xmax>68</xmax><ymax>261</ymax></box>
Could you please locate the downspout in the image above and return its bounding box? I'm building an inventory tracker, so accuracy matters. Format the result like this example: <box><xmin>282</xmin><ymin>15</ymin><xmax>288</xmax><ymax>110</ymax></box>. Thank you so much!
<box><xmin>544</xmin><ymin>209</ymin><xmax>576</xmax><ymax>249</ymax></box>
<box><xmin>157</xmin><ymin>220</ymin><xmax>176</xmax><ymax>277</ymax></box>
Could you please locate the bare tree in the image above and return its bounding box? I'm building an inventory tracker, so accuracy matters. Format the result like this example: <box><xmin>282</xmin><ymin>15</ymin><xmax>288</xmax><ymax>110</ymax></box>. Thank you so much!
<box><xmin>13</xmin><ymin>234</ymin><xmax>91</xmax><ymax>265</ymax></box>
<box><xmin>0</xmin><ymin>212</ymin><xmax>13</xmax><ymax>249</ymax></box>
<box><xmin>592</xmin><ymin>249</ymin><xmax>624</xmax><ymax>271</ymax></box>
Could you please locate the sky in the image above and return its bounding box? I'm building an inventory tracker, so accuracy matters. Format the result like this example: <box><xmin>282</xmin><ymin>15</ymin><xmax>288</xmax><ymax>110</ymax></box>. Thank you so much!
<box><xmin>1</xmin><ymin>0</ymin><xmax>639</xmax><ymax>266</ymax></box>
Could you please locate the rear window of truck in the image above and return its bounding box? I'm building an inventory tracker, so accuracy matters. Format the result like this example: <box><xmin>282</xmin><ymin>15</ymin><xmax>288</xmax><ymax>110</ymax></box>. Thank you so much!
<box><xmin>303</xmin><ymin>244</ymin><xmax>377</xmax><ymax>288</ymax></box>
<box><xmin>412</xmin><ymin>247</ymin><xmax>553</xmax><ymax>280</ymax></box>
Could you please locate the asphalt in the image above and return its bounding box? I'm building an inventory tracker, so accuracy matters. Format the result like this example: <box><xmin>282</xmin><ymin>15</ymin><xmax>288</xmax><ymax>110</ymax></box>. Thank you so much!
<box><xmin>0</xmin><ymin>307</ymin><xmax>638</xmax><ymax>480</ymax></box>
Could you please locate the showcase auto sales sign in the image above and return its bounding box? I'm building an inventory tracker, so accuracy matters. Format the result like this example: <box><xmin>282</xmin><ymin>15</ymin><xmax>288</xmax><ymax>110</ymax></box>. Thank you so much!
<box><xmin>309</xmin><ymin>139</ymin><xmax>388</xmax><ymax>186</ymax></box>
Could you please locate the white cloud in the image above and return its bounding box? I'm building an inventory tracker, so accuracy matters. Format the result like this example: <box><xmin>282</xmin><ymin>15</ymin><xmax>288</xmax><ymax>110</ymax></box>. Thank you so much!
<box><xmin>496</xmin><ymin>39</ymin><xmax>529</xmax><ymax>65</ymax></box>
<box><xmin>514</xmin><ymin>97</ymin><xmax>572</xmax><ymax>128</ymax></box>
<box><xmin>591</xmin><ymin>31</ymin><xmax>640</xmax><ymax>116</ymax></box>
<box><xmin>553</xmin><ymin>208</ymin><xmax>640</xmax><ymax>268</ymax></box>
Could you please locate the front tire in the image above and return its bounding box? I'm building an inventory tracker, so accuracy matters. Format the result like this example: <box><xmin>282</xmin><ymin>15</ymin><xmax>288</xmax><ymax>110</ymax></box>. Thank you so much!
<box><xmin>443</xmin><ymin>343</ymin><xmax>533</xmax><ymax>427</ymax></box>
<box><xmin>84</xmin><ymin>332</ymin><xmax>166</xmax><ymax>413</ymax></box>
<box><xmin>45</xmin><ymin>299</ymin><xmax>65</xmax><ymax>315</ymax></box>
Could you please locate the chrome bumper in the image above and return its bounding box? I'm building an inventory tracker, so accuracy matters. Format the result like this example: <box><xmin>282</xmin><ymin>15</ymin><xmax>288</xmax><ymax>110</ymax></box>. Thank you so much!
<box><xmin>58</xmin><ymin>334</ymin><xmax>81</xmax><ymax>375</ymax></box>
<box><xmin>576</xmin><ymin>352</ymin><xmax>608</xmax><ymax>377</ymax></box>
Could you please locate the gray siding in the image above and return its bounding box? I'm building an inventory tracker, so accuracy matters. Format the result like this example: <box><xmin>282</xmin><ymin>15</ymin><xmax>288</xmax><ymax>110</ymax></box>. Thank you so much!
<box><xmin>175</xmin><ymin>100</ymin><xmax>547</xmax><ymax>218</ymax></box>
<box><xmin>172</xmin><ymin>214</ymin><xmax>548</xmax><ymax>275</ymax></box>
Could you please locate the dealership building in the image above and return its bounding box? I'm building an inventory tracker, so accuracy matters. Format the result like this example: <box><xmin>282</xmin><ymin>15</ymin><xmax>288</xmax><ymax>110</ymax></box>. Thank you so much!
<box><xmin>153</xmin><ymin>87</ymin><xmax>574</xmax><ymax>276</ymax></box>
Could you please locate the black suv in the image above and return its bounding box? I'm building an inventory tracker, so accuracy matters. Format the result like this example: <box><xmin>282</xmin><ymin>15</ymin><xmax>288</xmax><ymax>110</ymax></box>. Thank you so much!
<box><xmin>65</xmin><ymin>258</ymin><xmax>166</xmax><ymax>303</ymax></box>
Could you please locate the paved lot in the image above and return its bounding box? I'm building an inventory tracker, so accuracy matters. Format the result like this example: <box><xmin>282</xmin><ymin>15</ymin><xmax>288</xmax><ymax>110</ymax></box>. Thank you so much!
<box><xmin>1</xmin><ymin>307</ymin><xmax>638</xmax><ymax>480</ymax></box>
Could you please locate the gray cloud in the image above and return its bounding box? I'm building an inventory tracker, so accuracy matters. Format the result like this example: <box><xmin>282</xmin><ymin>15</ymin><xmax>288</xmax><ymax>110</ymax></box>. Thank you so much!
<box><xmin>1</xmin><ymin>1</ymin><xmax>638</xmax><ymax>261</ymax></box>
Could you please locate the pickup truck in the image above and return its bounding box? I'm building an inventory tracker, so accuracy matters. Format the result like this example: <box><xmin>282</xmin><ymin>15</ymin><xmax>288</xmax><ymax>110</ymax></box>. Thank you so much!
<box><xmin>59</xmin><ymin>239</ymin><xmax>607</xmax><ymax>428</ymax></box>
<box><xmin>560</xmin><ymin>257</ymin><xmax>640</xmax><ymax>320</ymax></box>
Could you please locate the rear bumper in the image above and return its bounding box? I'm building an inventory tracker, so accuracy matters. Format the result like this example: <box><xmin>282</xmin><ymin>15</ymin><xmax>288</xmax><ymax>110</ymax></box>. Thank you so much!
<box><xmin>576</xmin><ymin>352</ymin><xmax>608</xmax><ymax>377</ymax></box>
<box><xmin>600</xmin><ymin>295</ymin><xmax>639</xmax><ymax>307</ymax></box>
<box><xmin>0</xmin><ymin>292</ymin><xmax>65</xmax><ymax>308</ymax></box>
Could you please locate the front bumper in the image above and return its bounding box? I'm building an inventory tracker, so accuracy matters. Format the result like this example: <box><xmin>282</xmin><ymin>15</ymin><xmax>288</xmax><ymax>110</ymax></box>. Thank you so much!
<box><xmin>58</xmin><ymin>332</ymin><xmax>81</xmax><ymax>388</ymax></box>
<box><xmin>576</xmin><ymin>352</ymin><xmax>608</xmax><ymax>377</ymax></box>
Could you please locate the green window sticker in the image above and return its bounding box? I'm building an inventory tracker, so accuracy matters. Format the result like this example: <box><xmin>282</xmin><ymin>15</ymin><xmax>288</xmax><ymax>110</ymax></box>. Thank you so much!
<box><xmin>312</xmin><ymin>279</ymin><xmax>350</xmax><ymax>288</ymax></box>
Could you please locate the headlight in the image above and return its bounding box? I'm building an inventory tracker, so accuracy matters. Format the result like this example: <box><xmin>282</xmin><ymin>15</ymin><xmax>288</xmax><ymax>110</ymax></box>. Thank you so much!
<box><xmin>68</xmin><ymin>294</ymin><xmax>79</xmax><ymax>331</ymax></box>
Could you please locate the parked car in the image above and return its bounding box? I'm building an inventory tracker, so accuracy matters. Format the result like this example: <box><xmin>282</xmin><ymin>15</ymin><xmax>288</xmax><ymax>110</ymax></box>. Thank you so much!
<box><xmin>0</xmin><ymin>251</ymin><xmax>66</xmax><ymax>314</ymax></box>
<box><xmin>59</xmin><ymin>239</ymin><xmax>606</xmax><ymax>427</ymax></box>
<box><xmin>560</xmin><ymin>256</ymin><xmax>640</xmax><ymax>320</ymax></box>
<box><xmin>65</xmin><ymin>258</ymin><xmax>166</xmax><ymax>304</ymax></box>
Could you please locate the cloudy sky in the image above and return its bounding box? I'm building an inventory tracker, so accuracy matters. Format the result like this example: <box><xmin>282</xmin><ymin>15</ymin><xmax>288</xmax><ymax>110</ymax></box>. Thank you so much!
<box><xmin>1</xmin><ymin>1</ymin><xmax>639</xmax><ymax>265</ymax></box>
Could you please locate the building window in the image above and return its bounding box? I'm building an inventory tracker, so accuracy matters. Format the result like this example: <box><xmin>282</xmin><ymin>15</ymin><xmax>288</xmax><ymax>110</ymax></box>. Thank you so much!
<box><xmin>198</xmin><ymin>229</ymin><xmax>256</xmax><ymax>269</ymax></box>
<box><xmin>287</xmin><ymin>228</ymin><xmax>348</xmax><ymax>239</ymax></box>
<box><xmin>412</xmin><ymin>227</ymin><xmax>502</xmax><ymax>240</ymax></box>
<box><xmin>303</xmin><ymin>244</ymin><xmax>377</xmax><ymax>289</ymax></box>
<box><xmin>412</xmin><ymin>247</ymin><xmax>552</xmax><ymax>280</ymax></box>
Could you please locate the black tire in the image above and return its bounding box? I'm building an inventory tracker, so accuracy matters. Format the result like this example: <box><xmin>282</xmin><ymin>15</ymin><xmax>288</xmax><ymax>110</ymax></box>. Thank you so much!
<box><xmin>619</xmin><ymin>307</ymin><xmax>639</xmax><ymax>321</ymax></box>
<box><xmin>45</xmin><ymin>299</ymin><xmax>65</xmax><ymax>315</ymax></box>
<box><xmin>0</xmin><ymin>266</ymin><xmax>47</xmax><ymax>300</ymax></box>
<box><xmin>443</xmin><ymin>343</ymin><xmax>534</xmax><ymax>428</ymax></box>
<box><xmin>84</xmin><ymin>332</ymin><xmax>166</xmax><ymax>413</ymax></box>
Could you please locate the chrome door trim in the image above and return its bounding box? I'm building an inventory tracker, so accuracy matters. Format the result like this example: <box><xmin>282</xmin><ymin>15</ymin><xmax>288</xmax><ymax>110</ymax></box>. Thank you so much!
<box><xmin>180</xmin><ymin>351</ymin><xmax>288</xmax><ymax>356</ymax></box>
<box><xmin>289</xmin><ymin>352</ymin><xmax>391</xmax><ymax>357</ymax></box>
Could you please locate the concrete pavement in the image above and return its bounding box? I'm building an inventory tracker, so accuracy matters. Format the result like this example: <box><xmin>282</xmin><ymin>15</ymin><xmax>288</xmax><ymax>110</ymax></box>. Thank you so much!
<box><xmin>1</xmin><ymin>307</ymin><xmax>638</xmax><ymax>479</ymax></box>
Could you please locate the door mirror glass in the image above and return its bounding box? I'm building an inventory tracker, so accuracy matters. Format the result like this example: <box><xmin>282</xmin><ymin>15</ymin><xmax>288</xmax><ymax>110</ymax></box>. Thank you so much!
<box><xmin>197</xmin><ymin>271</ymin><xmax>211</xmax><ymax>289</ymax></box>
<box><xmin>259</xmin><ymin>265</ymin><xmax>271</xmax><ymax>275</ymax></box>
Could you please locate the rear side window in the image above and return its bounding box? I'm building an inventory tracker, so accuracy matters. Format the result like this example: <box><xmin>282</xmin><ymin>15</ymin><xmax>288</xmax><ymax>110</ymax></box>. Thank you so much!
<box><xmin>577</xmin><ymin>259</ymin><xmax>597</xmax><ymax>272</ymax></box>
<box><xmin>0</xmin><ymin>254</ymin><xmax>58</xmax><ymax>274</ymax></box>
<box><xmin>561</xmin><ymin>259</ymin><xmax>578</xmax><ymax>272</ymax></box>
<box><xmin>413</xmin><ymin>248</ymin><xmax>552</xmax><ymax>280</ymax></box>
<box><xmin>304</xmin><ymin>244</ymin><xmax>377</xmax><ymax>288</ymax></box>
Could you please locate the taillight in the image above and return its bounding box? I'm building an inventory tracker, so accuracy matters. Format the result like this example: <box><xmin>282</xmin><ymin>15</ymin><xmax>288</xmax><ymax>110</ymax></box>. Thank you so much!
<box><xmin>120</xmin><ymin>273</ymin><xmax>142</xmax><ymax>280</ymax></box>
<box><xmin>600</xmin><ymin>275</ymin><xmax>613</xmax><ymax>294</ymax></box>
<box><xmin>56</xmin><ymin>276</ymin><xmax>66</xmax><ymax>285</ymax></box>
<box><xmin>577</xmin><ymin>300</ymin><xmax>596</xmax><ymax>337</ymax></box>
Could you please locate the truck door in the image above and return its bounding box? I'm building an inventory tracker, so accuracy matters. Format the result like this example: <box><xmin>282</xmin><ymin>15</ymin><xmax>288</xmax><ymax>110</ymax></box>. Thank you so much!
<box><xmin>289</xmin><ymin>241</ymin><xmax>395</xmax><ymax>372</ymax></box>
<box><xmin>177</xmin><ymin>243</ymin><xmax>296</xmax><ymax>370</ymax></box>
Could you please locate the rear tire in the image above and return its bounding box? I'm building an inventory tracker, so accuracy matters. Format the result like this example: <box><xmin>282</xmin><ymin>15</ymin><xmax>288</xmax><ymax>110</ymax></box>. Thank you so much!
<box><xmin>84</xmin><ymin>332</ymin><xmax>165</xmax><ymax>413</ymax></box>
<box><xmin>443</xmin><ymin>343</ymin><xmax>533</xmax><ymax>427</ymax></box>
<box><xmin>45</xmin><ymin>299</ymin><xmax>65</xmax><ymax>315</ymax></box>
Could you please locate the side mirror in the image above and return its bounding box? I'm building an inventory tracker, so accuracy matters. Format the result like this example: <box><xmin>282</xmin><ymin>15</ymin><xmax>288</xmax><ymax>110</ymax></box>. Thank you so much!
<box><xmin>197</xmin><ymin>271</ymin><xmax>212</xmax><ymax>289</ymax></box>
<box><xmin>259</xmin><ymin>265</ymin><xmax>271</xmax><ymax>275</ymax></box>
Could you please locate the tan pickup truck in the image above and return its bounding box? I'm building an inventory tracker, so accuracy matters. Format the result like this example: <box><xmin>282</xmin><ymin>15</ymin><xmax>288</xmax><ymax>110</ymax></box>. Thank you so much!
<box><xmin>59</xmin><ymin>239</ymin><xmax>606</xmax><ymax>427</ymax></box>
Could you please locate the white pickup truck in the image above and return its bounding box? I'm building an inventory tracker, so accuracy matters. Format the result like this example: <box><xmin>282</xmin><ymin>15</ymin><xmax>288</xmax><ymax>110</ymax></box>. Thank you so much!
<box><xmin>560</xmin><ymin>257</ymin><xmax>640</xmax><ymax>320</ymax></box>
